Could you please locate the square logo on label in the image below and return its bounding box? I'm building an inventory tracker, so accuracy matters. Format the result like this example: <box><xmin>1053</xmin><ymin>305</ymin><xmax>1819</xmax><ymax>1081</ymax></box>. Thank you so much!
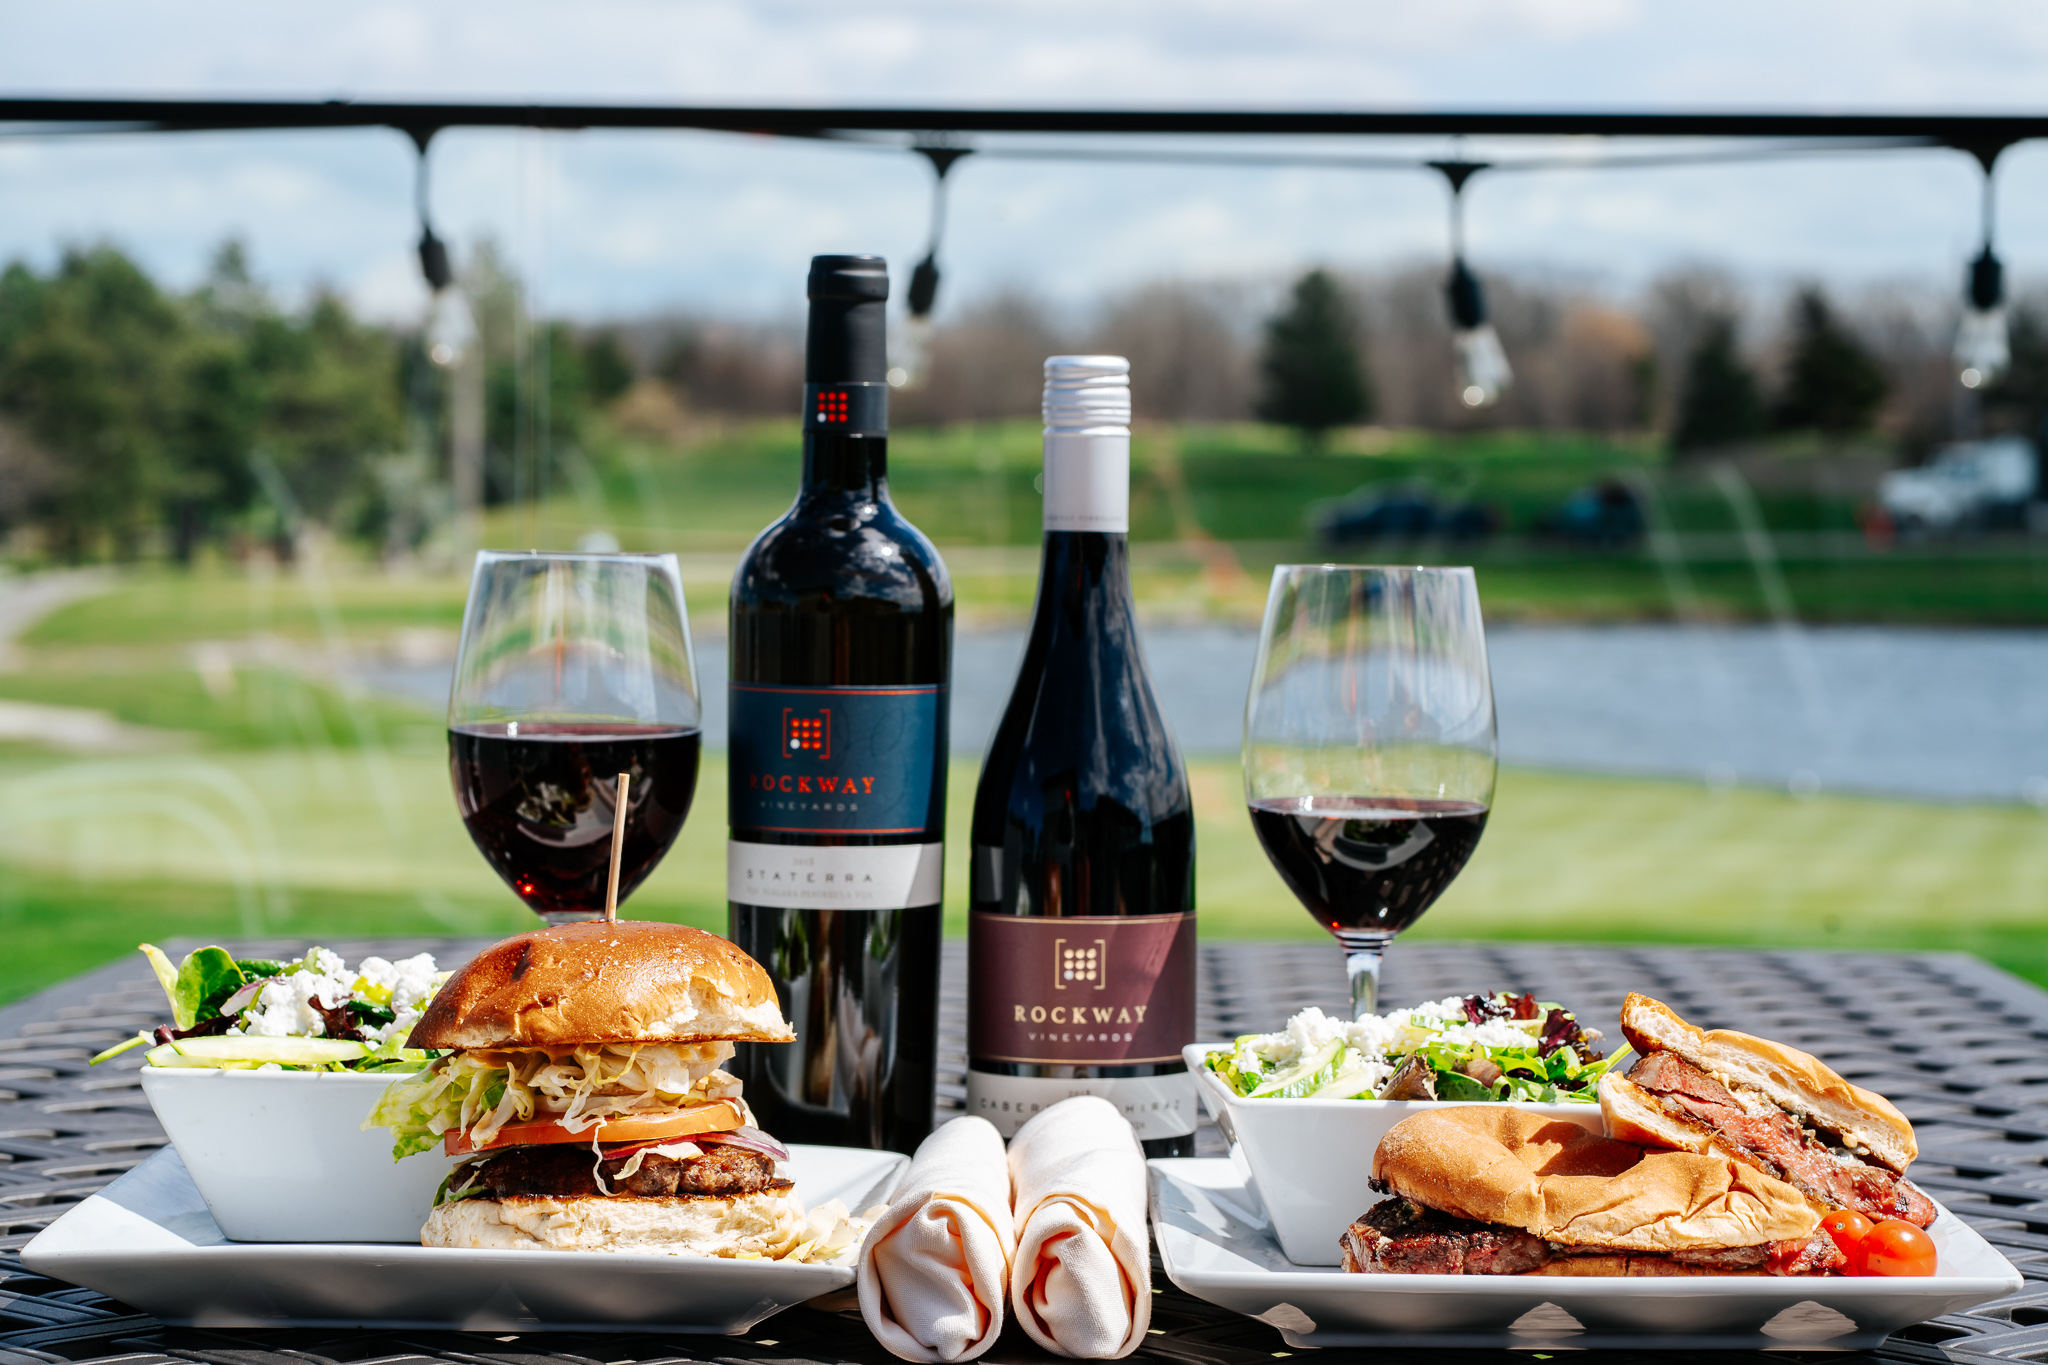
<box><xmin>815</xmin><ymin>390</ymin><xmax>850</xmax><ymax>424</ymax></box>
<box><xmin>781</xmin><ymin>707</ymin><xmax>831</xmax><ymax>759</ymax></box>
<box><xmin>1053</xmin><ymin>937</ymin><xmax>1107</xmax><ymax>991</ymax></box>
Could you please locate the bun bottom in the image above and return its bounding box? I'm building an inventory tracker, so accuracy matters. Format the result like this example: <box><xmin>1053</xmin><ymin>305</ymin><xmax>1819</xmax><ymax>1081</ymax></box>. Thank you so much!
<box><xmin>422</xmin><ymin>1185</ymin><xmax>807</xmax><ymax>1256</ymax></box>
<box><xmin>1526</xmin><ymin>1255</ymin><xmax>1763</xmax><ymax>1277</ymax></box>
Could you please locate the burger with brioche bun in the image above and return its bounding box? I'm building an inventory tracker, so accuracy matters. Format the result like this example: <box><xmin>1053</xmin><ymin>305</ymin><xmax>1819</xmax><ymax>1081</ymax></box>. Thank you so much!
<box><xmin>1344</xmin><ymin>1106</ymin><xmax>1846</xmax><ymax>1276</ymax></box>
<box><xmin>368</xmin><ymin>920</ymin><xmax>812</xmax><ymax>1257</ymax></box>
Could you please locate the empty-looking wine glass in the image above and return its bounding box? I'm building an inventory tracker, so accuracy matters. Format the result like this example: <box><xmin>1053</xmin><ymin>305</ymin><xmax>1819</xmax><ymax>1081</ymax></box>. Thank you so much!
<box><xmin>1243</xmin><ymin>565</ymin><xmax>1497</xmax><ymax>1018</ymax></box>
<box><xmin>448</xmin><ymin>551</ymin><xmax>701</xmax><ymax>924</ymax></box>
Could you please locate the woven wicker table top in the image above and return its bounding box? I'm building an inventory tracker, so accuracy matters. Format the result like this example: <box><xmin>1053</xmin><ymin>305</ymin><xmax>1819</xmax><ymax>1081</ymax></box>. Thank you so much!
<box><xmin>3</xmin><ymin>938</ymin><xmax>2045</xmax><ymax>1365</ymax></box>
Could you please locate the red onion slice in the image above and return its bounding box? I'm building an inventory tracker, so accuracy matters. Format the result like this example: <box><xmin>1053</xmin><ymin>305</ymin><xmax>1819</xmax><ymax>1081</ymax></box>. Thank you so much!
<box><xmin>694</xmin><ymin>1125</ymin><xmax>790</xmax><ymax>1162</ymax></box>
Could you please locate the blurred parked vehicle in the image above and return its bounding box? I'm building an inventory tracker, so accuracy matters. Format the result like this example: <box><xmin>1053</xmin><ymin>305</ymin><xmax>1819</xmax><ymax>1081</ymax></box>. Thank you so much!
<box><xmin>1536</xmin><ymin>480</ymin><xmax>1645</xmax><ymax>549</ymax></box>
<box><xmin>1879</xmin><ymin>437</ymin><xmax>2038</xmax><ymax>537</ymax></box>
<box><xmin>1312</xmin><ymin>484</ymin><xmax>1498</xmax><ymax>546</ymax></box>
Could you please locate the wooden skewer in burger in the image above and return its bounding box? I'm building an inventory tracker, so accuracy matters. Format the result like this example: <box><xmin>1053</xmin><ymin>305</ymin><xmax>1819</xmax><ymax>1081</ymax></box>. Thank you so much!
<box><xmin>369</xmin><ymin>910</ymin><xmax>804</xmax><ymax>1256</ymax></box>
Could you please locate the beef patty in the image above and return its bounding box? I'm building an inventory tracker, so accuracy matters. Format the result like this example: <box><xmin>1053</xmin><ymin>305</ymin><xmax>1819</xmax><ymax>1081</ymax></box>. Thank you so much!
<box><xmin>1340</xmin><ymin>1197</ymin><xmax>1844</xmax><ymax>1276</ymax></box>
<box><xmin>1626</xmin><ymin>1053</ymin><xmax>1935</xmax><ymax>1228</ymax></box>
<box><xmin>460</xmin><ymin>1141</ymin><xmax>778</xmax><ymax>1199</ymax></box>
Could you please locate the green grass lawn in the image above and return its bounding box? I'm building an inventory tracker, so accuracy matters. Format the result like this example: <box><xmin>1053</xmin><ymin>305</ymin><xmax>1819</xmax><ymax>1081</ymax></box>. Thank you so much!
<box><xmin>4</xmin><ymin>748</ymin><xmax>2046</xmax><ymax>1004</ymax></box>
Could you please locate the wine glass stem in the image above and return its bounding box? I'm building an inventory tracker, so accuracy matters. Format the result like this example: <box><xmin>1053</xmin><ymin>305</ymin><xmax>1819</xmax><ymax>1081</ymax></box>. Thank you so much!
<box><xmin>1337</xmin><ymin>931</ymin><xmax>1393</xmax><ymax>1018</ymax></box>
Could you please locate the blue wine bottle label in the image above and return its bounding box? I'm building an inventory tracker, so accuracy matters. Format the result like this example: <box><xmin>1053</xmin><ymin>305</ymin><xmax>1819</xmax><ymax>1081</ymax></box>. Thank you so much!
<box><xmin>728</xmin><ymin>682</ymin><xmax>945</xmax><ymax>834</ymax></box>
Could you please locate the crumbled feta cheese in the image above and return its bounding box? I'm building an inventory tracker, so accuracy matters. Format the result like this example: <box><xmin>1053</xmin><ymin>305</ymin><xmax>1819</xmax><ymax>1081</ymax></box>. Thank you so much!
<box><xmin>1233</xmin><ymin>996</ymin><xmax>1549</xmax><ymax>1073</ymax></box>
<box><xmin>358</xmin><ymin>953</ymin><xmax>439</xmax><ymax>1012</ymax></box>
<box><xmin>235</xmin><ymin>948</ymin><xmax>441</xmax><ymax>1042</ymax></box>
<box><xmin>241</xmin><ymin>966</ymin><xmax>352</xmax><ymax>1037</ymax></box>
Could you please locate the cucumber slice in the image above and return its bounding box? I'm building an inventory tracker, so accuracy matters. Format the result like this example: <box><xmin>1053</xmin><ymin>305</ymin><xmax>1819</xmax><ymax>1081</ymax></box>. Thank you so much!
<box><xmin>1307</xmin><ymin>1064</ymin><xmax>1382</xmax><ymax>1099</ymax></box>
<box><xmin>168</xmin><ymin>1036</ymin><xmax>369</xmax><ymax>1064</ymax></box>
<box><xmin>146</xmin><ymin>1044</ymin><xmax>222</xmax><ymax>1067</ymax></box>
<box><xmin>1248</xmin><ymin>1037</ymin><xmax>1343</xmax><ymax>1098</ymax></box>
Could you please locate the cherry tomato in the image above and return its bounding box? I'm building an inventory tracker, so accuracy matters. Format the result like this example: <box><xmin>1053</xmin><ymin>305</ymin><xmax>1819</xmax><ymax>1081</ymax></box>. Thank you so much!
<box><xmin>1853</xmin><ymin>1219</ymin><xmax>1938</xmax><ymax>1277</ymax></box>
<box><xmin>1820</xmin><ymin>1209</ymin><xmax>1874</xmax><ymax>1258</ymax></box>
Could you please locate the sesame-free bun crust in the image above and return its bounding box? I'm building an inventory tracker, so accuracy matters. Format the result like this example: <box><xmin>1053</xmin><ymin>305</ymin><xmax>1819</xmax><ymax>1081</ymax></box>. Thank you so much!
<box><xmin>1371</xmin><ymin>1106</ymin><xmax>1820</xmax><ymax>1251</ymax></box>
<box><xmin>409</xmin><ymin>920</ymin><xmax>794</xmax><ymax>1049</ymax></box>
<box><xmin>421</xmin><ymin>1184</ymin><xmax>807</xmax><ymax>1256</ymax></box>
<box><xmin>1619</xmin><ymin>993</ymin><xmax>1916</xmax><ymax>1173</ymax></box>
<box><xmin>1600</xmin><ymin>1072</ymin><xmax>1728</xmax><ymax>1156</ymax></box>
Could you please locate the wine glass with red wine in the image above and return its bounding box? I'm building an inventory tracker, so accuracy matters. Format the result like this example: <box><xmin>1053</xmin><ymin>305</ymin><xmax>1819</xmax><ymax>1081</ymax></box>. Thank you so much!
<box><xmin>1243</xmin><ymin>565</ymin><xmax>1496</xmax><ymax>1018</ymax></box>
<box><xmin>448</xmin><ymin>551</ymin><xmax>701</xmax><ymax>924</ymax></box>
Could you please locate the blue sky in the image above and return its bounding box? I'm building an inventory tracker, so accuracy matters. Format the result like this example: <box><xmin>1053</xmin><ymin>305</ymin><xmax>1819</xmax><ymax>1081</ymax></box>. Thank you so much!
<box><xmin>2</xmin><ymin>1</ymin><xmax>2044</xmax><ymax>323</ymax></box>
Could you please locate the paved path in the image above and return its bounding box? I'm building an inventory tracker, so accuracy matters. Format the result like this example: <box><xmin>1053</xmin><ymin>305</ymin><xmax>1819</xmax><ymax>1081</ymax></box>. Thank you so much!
<box><xmin>0</xmin><ymin>568</ymin><xmax>112</xmax><ymax>666</ymax></box>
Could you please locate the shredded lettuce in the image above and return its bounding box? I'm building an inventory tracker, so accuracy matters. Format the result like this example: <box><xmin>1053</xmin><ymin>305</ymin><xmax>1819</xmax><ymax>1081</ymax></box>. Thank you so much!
<box><xmin>363</xmin><ymin>1041</ymin><xmax>741</xmax><ymax>1161</ymax></box>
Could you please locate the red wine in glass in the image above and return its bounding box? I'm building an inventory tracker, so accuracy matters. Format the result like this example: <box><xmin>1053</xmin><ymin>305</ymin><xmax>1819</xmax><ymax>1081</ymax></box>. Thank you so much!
<box><xmin>451</xmin><ymin>722</ymin><xmax>700</xmax><ymax>920</ymax></box>
<box><xmin>448</xmin><ymin>551</ymin><xmax>701</xmax><ymax>924</ymax></box>
<box><xmin>1242</xmin><ymin>565</ymin><xmax>1496</xmax><ymax>1017</ymax></box>
<box><xmin>1248</xmin><ymin>797</ymin><xmax>1488</xmax><ymax>937</ymax></box>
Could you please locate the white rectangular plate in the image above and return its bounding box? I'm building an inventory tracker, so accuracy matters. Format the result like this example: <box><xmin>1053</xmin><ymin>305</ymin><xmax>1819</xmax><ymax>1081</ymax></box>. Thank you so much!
<box><xmin>1150</xmin><ymin>1157</ymin><xmax>2023</xmax><ymax>1350</ymax></box>
<box><xmin>24</xmin><ymin>1144</ymin><xmax>908</xmax><ymax>1334</ymax></box>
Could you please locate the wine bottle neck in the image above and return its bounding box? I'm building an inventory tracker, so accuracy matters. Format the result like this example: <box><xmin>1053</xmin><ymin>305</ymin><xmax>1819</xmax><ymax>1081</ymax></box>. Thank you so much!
<box><xmin>1036</xmin><ymin>530</ymin><xmax>1135</xmax><ymax>615</ymax></box>
<box><xmin>801</xmin><ymin>430</ymin><xmax>889</xmax><ymax>496</ymax></box>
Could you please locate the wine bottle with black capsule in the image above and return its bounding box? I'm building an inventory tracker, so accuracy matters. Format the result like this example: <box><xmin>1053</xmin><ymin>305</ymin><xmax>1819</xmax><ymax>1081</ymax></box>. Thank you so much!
<box><xmin>966</xmin><ymin>355</ymin><xmax>1198</xmax><ymax>1158</ymax></box>
<box><xmin>727</xmin><ymin>254</ymin><xmax>952</xmax><ymax>1155</ymax></box>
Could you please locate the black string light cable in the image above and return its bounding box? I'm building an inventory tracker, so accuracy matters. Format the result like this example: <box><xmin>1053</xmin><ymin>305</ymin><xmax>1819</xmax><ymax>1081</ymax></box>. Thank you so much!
<box><xmin>3</xmin><ymin>99</ymin><xmax>2042</xmax><ymax>140</ymax></box>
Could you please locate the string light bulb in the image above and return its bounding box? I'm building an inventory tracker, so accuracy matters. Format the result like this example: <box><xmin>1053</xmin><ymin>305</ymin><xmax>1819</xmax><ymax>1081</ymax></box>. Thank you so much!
<box><xmin>1447</xmin><ymin>257</ymin><xmax>1511</xmax><ymax>408</ymax></box>
<box><xmin>890</xmin><ymin>145</ymin><xmax>971</xmax><ymax>389</ymax></box>
<box><xmin>1432</xmin><ymin>159</ymin><xmax>1511</xmax><ymax>409</ymax></box>
<box><xmin>426</xmin><ymin>288</ymin><xmax>477</xmax><ymax>369</ymax></box>
<box><xmin>1955</xmin><ymin>146</ymin><xmax>2010</xmax><ymax>391</ymax></box>
<box><xmin>409</xmin><ymin>127</ymin><xmax>474</xmax><ymax>368</ymax></box>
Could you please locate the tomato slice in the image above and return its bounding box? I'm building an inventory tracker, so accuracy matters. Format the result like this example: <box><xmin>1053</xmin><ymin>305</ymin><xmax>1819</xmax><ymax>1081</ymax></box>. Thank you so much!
<box><xmin>444</xmin><ymin>1099</ymin><xmax>745</xmax><ymax>1156</ymax></box>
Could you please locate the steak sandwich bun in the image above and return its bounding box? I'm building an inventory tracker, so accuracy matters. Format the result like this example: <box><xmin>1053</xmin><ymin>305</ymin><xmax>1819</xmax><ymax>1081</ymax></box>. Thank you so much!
<box><xmin>1599</xmin><ymin>993</ymin><xmax>1935</xmax><ymax>1228</ymax></box>
<box><xmin>1344</xmin><ymin>1106</ymin><xmax>1845</xmax><ymax>1276</ymax></box>
<box><xmin>368</xmin><ymin>920</ymin><xmax>806</xmax><ymax>1256</ymax></box>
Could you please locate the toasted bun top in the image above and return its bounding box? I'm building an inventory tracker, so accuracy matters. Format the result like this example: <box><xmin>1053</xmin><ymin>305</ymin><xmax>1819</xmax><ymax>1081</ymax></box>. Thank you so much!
<box><xmin>1371</xmin><ymin>1106</ymin><xmax>1820</xmax><ymax>1251</ymax></box>
<box><xmin>1620</xmin><ymin>993</ymin><xmax>1916</xmax><ymax>1173</ymax></box>
<box><xmin>409</xmin><ymin>920</ymin><xmax>794</xmax><ymax>1049</ymax></box>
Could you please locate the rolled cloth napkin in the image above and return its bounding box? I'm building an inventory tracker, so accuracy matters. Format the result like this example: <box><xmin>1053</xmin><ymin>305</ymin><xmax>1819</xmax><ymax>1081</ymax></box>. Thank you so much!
<box><xmin>1007</xmin><ymin>1096</ymin><xmax>1152</xmax><ymax>1360</ymax></box>
<box><xmin>857</xmin><ymin>1116</ymin><xmax>1017</xmax><ymax>1363</ymax></box>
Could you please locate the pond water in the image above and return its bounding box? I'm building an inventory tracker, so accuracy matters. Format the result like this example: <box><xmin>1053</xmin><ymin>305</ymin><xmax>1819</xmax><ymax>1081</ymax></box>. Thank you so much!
<box><xmin>359</xmin><ymin>624</ymin><xmax>2048</xmax><ymax>806</ymax></box>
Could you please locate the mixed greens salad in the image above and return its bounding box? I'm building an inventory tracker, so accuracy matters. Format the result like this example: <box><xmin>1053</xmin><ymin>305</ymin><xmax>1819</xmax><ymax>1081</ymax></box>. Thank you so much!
<box><xmin>1203</xmin><ymin>991</ymin><xmax>1621</xmax><ymax>1104</ymax></box>
<box><xmin>90</xmin><ymin>943</ymin><xmax>450</xmax><ymax>1072</ymax></box>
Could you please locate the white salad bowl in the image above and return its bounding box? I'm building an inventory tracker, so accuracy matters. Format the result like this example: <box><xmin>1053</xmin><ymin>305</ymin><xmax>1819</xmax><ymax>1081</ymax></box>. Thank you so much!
<box><xmin>1187</xmin><ymin>1044</ymin><xmax>1605</xmax><ymax>1267</ymax></box>
<box><xmin>140</xmin><ymin>1066</ymin><xmax>458</xmax><ymax>1243</ymax></box>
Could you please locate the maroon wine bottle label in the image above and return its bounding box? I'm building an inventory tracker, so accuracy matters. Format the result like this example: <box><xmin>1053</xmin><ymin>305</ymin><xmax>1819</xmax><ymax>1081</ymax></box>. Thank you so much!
<box><xmin>968</xmin><ymin>911</ymin><xmax>1195</xmax><ymax>1065</ymax></box>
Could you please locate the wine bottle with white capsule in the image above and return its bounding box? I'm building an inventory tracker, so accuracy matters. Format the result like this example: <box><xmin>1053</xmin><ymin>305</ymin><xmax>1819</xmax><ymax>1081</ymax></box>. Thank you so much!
<box><xmin>966</xmin><ymin>355</ymin><xmax>1198</xmax><ymax>1158</ymax></box>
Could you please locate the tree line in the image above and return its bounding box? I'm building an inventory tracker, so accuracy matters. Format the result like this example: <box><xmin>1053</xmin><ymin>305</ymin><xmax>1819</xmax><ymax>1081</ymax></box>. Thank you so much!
<box><xmin>878</xmin><ymin>266</ymin><xmax>2048</xmax><ymax>458</ymax></box>
<box><xmin>0</xmin><ymin>241</ymin><xmax>631</xmax><ymax>561</ymax></box>
<box><xmin>2</xmin><ymin>241</ymin><xmax>2041</xmax><ymax>560</ymax></box>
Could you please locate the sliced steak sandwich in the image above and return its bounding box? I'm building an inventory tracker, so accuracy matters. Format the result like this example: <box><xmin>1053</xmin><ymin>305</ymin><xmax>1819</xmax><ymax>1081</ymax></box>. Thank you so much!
<box><xmin>368</xmin><ymin>919</ymin><xmax>804</xmax><ymax>1256</ymax></box>
<box><xmin>1343</xmin><ymin>1106</ymin><xmax>1844</xmax><ymax>1276</ymax></box>
<box><xmin>1600</xmin><ymin>993</ymin><xmax>1934</xmax><ymax>1228</ymax></box>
